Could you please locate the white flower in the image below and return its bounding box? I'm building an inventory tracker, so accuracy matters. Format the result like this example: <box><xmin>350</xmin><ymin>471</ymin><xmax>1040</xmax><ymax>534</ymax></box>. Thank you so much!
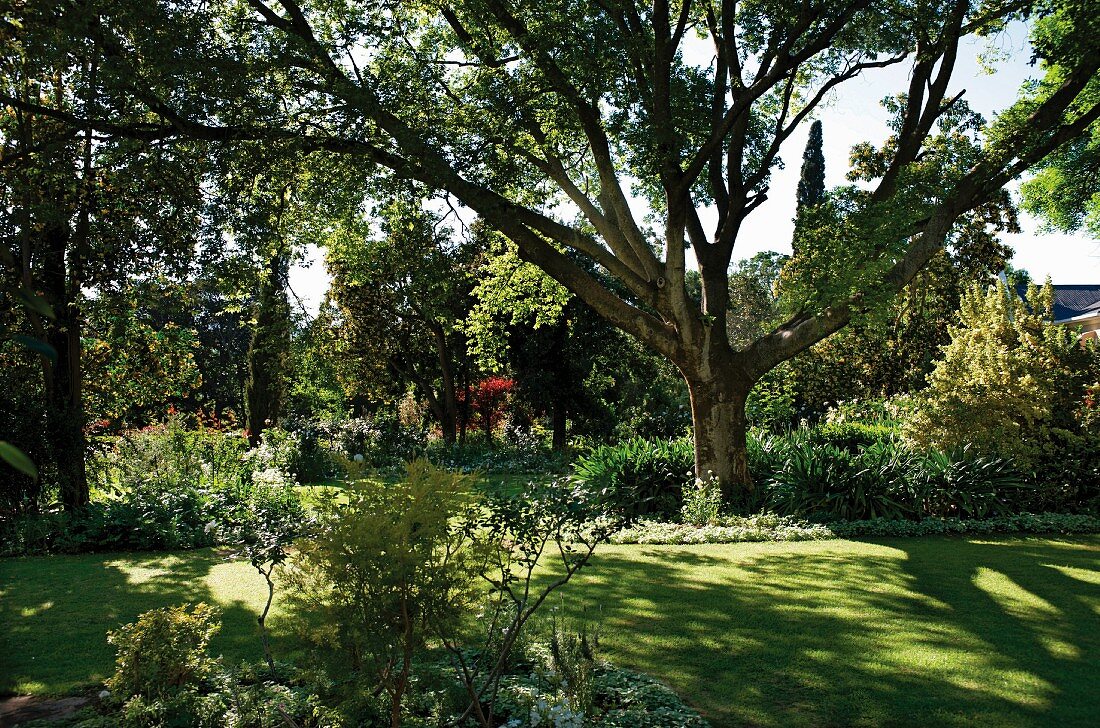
<box><xmin>353</xmin><ymin>453</ymin><xmax>365</xmax><ymax>463</ymax></box>
<box><xmin>98</xmin><ymin>690</ymin><xmax>110</xmax><ymax>699</ymax></box>
<box><xmin>204</xmin><ymin>520</ymin><xmax>218</xmax><ymax>534</ymax></box>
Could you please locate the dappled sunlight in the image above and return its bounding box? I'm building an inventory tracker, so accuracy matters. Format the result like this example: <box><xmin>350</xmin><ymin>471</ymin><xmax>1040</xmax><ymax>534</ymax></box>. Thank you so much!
<box><xmin>1046</xmin><ymin>563</ymin><xmax>1100</xmax><ymax>586</ymax></box>
<box><xmin>4</xmin><ymin>536</ymin><xmax>1097</xmax><ymax>725</ymax></box>
<box><xmin>543</xmin><ymin>537</ymin><xmax>1099</xmax><ymax>727</ymax></box>
<box><xmin>973</xmin><ymin>567</ymin><xmax>1061</xmax><ymax>617</ymax></box>
<box><xmin>18</xmin><ymin>601</ymin><xmax>53</xmax><ymax>618</ymax></box>
<box><xmin>0</xmin><ymin>549</ymin><xmax>287</xmax><ymax>696</ymax></box>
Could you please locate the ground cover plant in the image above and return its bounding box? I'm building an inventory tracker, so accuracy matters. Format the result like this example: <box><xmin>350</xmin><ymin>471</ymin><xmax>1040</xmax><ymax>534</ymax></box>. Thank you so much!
<box><xmin>2</xmin><ymin>536</ymin><xmax>1097</xmax><ymax>727</ymax></box>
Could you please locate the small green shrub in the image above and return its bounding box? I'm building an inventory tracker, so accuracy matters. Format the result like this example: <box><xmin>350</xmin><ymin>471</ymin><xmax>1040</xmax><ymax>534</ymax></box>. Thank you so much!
<box><xmin>807</xmin><ymin>420</ymin><xmax>896</xmax><ymax>453</ymax></box>
<box><xmin>1017</xmin><ymin>429</ymin><xmax>1100</xmax><ymax>513</ymax></box>
<box><xmin>0</xmin><ymin>471</ymin><xmax>306</xmax><ymax>556</ymax></box>
<box><xmin>613</xmin><ymin>515</ymin><xmax>835</xmax><ymax>544</ymax></box>
<box><xmin>106</xmin><ymin>604</ymin><xmax>221</xmax><ymax>699</ymax></box>
<box><xmin>681</xmin><ymin>476</ymin><xmax>723</xmax><ymax>526</ymax></box>
<box><xmin>571</xmin><ymin>437</ymin><xmax>693</xmax><ymax>519</ymax></box>
<box><xmin>763</xmin><ymin>438</ymin><xmax>915</xmax><ymax>521</ymax></box>
<box><xmin>747</xmin><ymin>423</ymin><xmax>1061</xmax><ymax>522</ymax></box>
<box><xmin>829</xmin><ymin>512</ymin><xmax>1100</xmax><ymax>538</ymax></box>
<box><xmin>283</xmin><ymin>460</ymin><xmax>486</xmax><ymax>720</ymax></box>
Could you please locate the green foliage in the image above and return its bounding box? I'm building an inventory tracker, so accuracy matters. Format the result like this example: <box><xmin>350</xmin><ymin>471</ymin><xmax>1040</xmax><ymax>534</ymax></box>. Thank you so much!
<box><xmin>1015</xmin><ymin>428</ymin><xmax>1100</xmax><ymax>513</ymax></box>
<box><xmin>745</xmin><ymin>362</ymin><xmax>798</xmax><ymax>431</ymax></box>
<box><xmin>763</xmin><ymin>437</ymin><xmax>916</xmax><ymax>521</ymax></box>
<box><xmin>1</xmin><ymin>418</ymin><xmax>306</xmax><ymax>555</ymax></box>
<box><xmin>796</xmin><ymin>120</ymin><xmax>826</xmax><ymax>213</ymax></box>
<box><xmin>425</xmin><ymin>438</ymin><xmax>568</xmax><ymax>475</ymax></box>
<box><xmin>1013</xmin><ymin>1</ymin><xmax>1100</xmax><ymax>239</ymax></box>
<box><xmin>680</xmin><ymin>475</ymin><xmax>724</xmax><ymax>527</ymax></box>
<box><xmin>283</xmin><ymin>460</ymin><xmax>485</xmax><ymax>717</ymax></box>
<box><xmin>245</xmin><ymin>253</ymin><xmax>292</xmax><ymax>447</ymax></box>
<box><xmin>907</xmin><ymin>281</ymin><xmax>1100</xmax><ymax>463</ymax></box>
<box><xmin>571</xmin><ymin>438</ymin><xmax>694</xmax><ymax>520</ymax></box>
<box><xmin>82</xmin><ymin>288</ymin><xmax>203</xmax><ymax>428</ymax></box>
<box><xmin>106</xmin><ymin>604</ymin><xmax>221</xmax><ymax>699</ymax></box>
<box><xmin>324</xmin><ymin>195</ymin><xmax>473</xmax><ymax>440</ymax></box>
<box><xmin>827</xmin><ymin>512</ymin><xmax>1100</xmax><ymax>539</ymax></box>
<box><xmin>466</xmin><ymin>235</ymin><xmax>571</xmax><ymax>371</ymax></box>
<box><xmin>496</xmin><ymin>657</ymin><xmax>710</xmax><ymax>728</ymax></box>
<box><xmin>749</xmin><ymin>425</ymin><xmax>1035</xmax><ymax>521</ymax></box>
<box><xmin>912</xmin><ymin>447</ymin><xmax>1026</xmax><ymax>519</ymax></box>
<box><xmin>612</xmin><ymin>512</ymin><xmax>1100</xmax><ymax>544</ymax></box>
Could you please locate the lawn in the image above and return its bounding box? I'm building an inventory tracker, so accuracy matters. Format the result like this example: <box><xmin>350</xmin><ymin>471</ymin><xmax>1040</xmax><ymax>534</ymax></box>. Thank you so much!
<box><xmin>1</xmin><ymin>536</ymin><xmax>1097</xmax><ymax>727</ymax></box>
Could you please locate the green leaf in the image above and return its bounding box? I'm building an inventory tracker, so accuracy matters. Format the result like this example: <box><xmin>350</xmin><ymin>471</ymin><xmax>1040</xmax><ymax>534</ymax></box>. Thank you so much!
<box><xmin>15</xmin><ymin>288</ymin><xmax>56</xmax><ymax>320</ymax></box>
<box><xmin>11</xmin><ymin>335</ymin><xmax>58</xmax><ymax>364</ymax></box>
<box><xmin>0</xmin><ymin>441</ymin><xmax>38</xmax><ymax>479</ymax></box>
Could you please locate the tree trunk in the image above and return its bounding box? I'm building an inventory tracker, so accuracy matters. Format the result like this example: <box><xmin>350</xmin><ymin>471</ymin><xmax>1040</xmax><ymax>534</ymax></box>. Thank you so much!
<box><xmin>431</xmin><ymin>325</ymin><xmax>458</xmax><ymax>444</ymax></box>
<box><xmin>551</xmin><ymin>399</ymin><xmax>567</xmax><ymax>453</ymax></box>
<box><xmin>245</xmin><ymin>253</ymin><xmax>291</xmax><ymax>448</ymax></box>
<box><xmin>685</xmin><ymin>374</ymin><xmax>752</xmax><ymax>503</ymax></box>
<box><xmin>41</xmin><ymin>219</ymin><xmax>89</xmax><ymax>512</ymax></box>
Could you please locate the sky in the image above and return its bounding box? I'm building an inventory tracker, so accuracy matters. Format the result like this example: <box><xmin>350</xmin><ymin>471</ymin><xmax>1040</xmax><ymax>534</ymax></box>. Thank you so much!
<box><xmin>287</xmin><ymin>21</ymin><xmax>1100</xmax><ymax>317</ymax></box>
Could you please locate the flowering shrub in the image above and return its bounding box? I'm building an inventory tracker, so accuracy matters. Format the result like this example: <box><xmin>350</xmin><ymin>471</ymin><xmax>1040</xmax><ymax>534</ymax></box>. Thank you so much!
<box><xmin>613</xmin><ymin>515</ymin><xmax>834</xmax><ymax>545</ymax></box>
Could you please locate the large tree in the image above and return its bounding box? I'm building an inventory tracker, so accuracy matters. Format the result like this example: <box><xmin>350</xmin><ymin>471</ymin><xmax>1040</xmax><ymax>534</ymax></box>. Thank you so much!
<box><xmin>326</xmin><ymin>196</ymin><xmax>475</xmax><ymax>442</ymax></box>
<box><xmin>1</xmin><ymin>9</ymin><xmax>208</xmax><ymax>509</ymax></box>
<box><xmin>7</xmin><ymin>0</ymin><xmax>1099</xmax><ymax>497</ymax></box>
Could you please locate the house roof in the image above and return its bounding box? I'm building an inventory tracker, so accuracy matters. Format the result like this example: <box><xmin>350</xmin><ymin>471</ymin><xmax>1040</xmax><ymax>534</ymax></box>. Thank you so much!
<box><xmin>1015</xmin><ymin>283</ymin><xmax>1100</xmax><ymax>322</ymax></box>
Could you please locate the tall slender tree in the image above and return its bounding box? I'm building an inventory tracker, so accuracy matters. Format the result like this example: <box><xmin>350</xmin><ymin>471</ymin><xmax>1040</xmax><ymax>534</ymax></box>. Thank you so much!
<box><xmin>796</xmin><ymin>120</ymin><xmax>827</xmax><ymax>213</ymax></box>
<box><xmin>245</xmin><ymin>250</ymin><xmax>292</xmax><ymax>447</ymax></box>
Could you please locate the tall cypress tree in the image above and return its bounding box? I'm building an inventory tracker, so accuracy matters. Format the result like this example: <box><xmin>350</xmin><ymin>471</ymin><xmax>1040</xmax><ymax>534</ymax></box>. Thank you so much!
<box><xmin>792</xmin><ymin>120</ymin><xmax>826</xmax><ymax>256</ymax></box>
<box><xmin>796</xmin><ymin>120</ymin><xmax>826</xmax><ymax>212</ymax></box>
<box><xmin>245</xmin><ymin>251</ymin><xmax>292</xmax><ymax>447</ymax></box>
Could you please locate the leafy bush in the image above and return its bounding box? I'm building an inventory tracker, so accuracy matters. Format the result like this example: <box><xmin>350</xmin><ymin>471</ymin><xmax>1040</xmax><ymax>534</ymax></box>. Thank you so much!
<box><xmin>283</xmin><ymin>461</ymin><xmax>486</xmax><ymax>720</ymax></box>
<box><xmin>96</xmin><ymin>603</ymin><xmax>329</xmax><ymax>727</ymax></box>
<box><xmin>0</xmin><ymin>468</ymin><xmax>306</xmax><ymax>556</ymax></box>
<box><xmin>571</xmin><ymin>437</ymin><xmax>693</xmax><ymax>519</ymax></box>
<box><xmin>94</xmin><ymin>416</ymin><xmax>250</xmax><ymax>495</ymax></box>
<box><xmin>912</xmin><ymin>447</ymin><xmax>1025</xmax><ymax>518</ymax></box>
<box><xmin>425</xmin><ymin>437</ymin><xmax>569</xmax><ymax>474</ymax></box>
<box><xmin>106</xmin><ymin>604</ymin><xmax>221</xmax><ymax>699</ymax></box>
<box><xmin>762</xmin><ymin>438</ymin><xmax>916</xmax><ymax>521</ymax></box>
<box><xmin>496</xmin><ymin>663</ymin><xmax>710</xmax><ymax>728</ymax></box>
<box><xmin>906</xmin><ymin>282</ymin><xmax>1100</xmax><ymax>464</ymax></box>
<box><xmin>613</xmin><ymin>514</ymin><xmax>835</xmax><ymax>544</ymax></box>
<box><xmin>806</xmin><ymin>420</ymin><xmax>896</xmax><ymax>453</ymax></box>
<box><xmin>1016</xmin><ymin>429</ymin><xmax>1100</xmax><ymax>513</ymax></box>
<box><xmin>681</xmin><ymin>476</ymin><xmax>723</xmax><ymax>527</ymax></box>
<box><xmin>828</xmin><ymin>512</ymin><xmax>1100</xmax><ymax>538</ymax></box>
<box><xmin>286</xmin><ymin>413</ymin><xmax>428</xmax><ymax>475</ymax></box>
<box><xmin>746</xmin><ymin>425</ymin><xmax>1049</xmax><ymax>522</ymax></box>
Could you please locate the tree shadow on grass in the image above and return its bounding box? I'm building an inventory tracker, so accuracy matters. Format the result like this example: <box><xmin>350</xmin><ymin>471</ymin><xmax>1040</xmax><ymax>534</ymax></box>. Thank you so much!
<box><xmin>545</xmin><ymin>537</ymin><xmax>1099</xmax><ymax>728</ymax></box>
<box><xmin>0</xmin><ymin>548</ymin><xmax>296</xmax><ymax>696</ymax></box>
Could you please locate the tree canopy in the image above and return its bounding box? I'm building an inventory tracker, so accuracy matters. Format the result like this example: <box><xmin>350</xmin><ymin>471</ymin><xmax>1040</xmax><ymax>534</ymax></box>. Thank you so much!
<box><xmin>4</xmin><ymin>0</ymin><xmax>1099</xmax><ymax>493</ymax></box>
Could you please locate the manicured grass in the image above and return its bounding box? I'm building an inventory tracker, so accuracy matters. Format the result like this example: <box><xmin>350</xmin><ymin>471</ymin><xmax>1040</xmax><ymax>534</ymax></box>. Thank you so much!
<box><xmin>555</xmin><ymin>537</ymin><xmax>1100</xmax><ymax>728</ymax></box>
<box><xmin>2</xmin><ymin>536</ymin><xmax>1097</xmax><ymax>727</ymax></box>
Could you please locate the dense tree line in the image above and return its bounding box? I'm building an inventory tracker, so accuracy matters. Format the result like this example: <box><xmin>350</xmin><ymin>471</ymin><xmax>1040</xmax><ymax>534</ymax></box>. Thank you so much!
<box><xmin>2</xmin><ymin>0</ymin><xmax>1099</xmax><ymax>508</ymax></box>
